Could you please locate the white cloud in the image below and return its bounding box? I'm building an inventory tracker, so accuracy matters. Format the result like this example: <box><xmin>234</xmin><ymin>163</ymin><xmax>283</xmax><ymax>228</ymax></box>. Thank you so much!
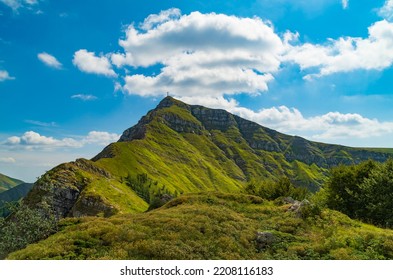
<box><xmin>113</xmin><ymin>10</ymin><xmax>283</xmax><ymax>97</ymax></box>
<box><xmin>5</xmin><ymin>131</ymin><xmax>82</xmax><ymax>148</ymax></box>
<box><xmin>0</xmin><ymin>0</ymin><xmax>38</xmax><ymax>11</ymax></box>
<box><xmin>73</xmin><ymin>49</ymin><xmax>117</xmax><ymax>77</ymax></box>
<box><xmin>37</xmin><ymin>52</ymin><xmax>62</xmax><ymax>69</ymax></box>
<box><xmin>238</xmin><ymin>106</ymin><xmax>393</xmax><ymax>140</ymax></box>
<box><xmin>283</xmin><ymin>20</ymin><xmax>393</xmax><ymax>79</ymax></box>
<box><xmin>1</xmin><ymin>0</ymin><xmax>22</xmax><ymax>10</ymax></box>
<box><xmin>2</xmin><ymin>131</ymin><xmax>120</xmax><ymax>151</ymax></box>
<box><xmin>71</xmin><ymin>94</ymin><xmax>98</xmax><ymax>101</ymax></box>
<box><xmin>0</xmin><ymin>157</ymin><xmax>15</xmax><ymax>163</ymax></box>
<box><xmin>6</xmin><ymin>136</ymin><xmax>21</xmax><ymax>145</ymax></box>
<box><xmin>84</xmin><ymin>131</ymin><xmax>119</xmax><ymax>145</ymax></box>
<box><xmin>140</xmin><ymin>8</ymin><xmax>181</xmax><ymax>30</ymax></box>
<box><xmin>0</xmin><ymin>70</ymin><xmax>15</xmax><ymax>81</ymax></box>
<box><xmin>25</xmin><ymin>120</ymin><xmax>57</xmax><ymax>127</ymax></box>
<box><xmin>379</xmin><ymin>0</ymin><xmax>393</xmax><ymax>21</ymax></box>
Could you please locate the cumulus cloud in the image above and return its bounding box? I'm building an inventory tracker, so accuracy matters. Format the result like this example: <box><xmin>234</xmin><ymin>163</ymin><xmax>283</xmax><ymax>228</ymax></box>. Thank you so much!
<box><xmin>37</xmin><ymin>52</ymin><xmax>62</xmax><ymax>69</ymax></box>
<box><xmin>92</xmin><ymin>8</ymin><xmax>393</xmax><ymax>96</ymax></box>
<box><xmin>283</xmin><ymin>20</ymin><xmax>393</xmax><ymax>79</ymax></box>
<box><xmin>379</xmin><ymin>0</ymin><xmax>393</xmax><ymax>21</ymax></box>
<box><xmin>0</xmin><ymin>157</ymin><xmax>16</xmax><ymax>163</ymax></box>
<box><xmin>237</xmin><ymin>106</ymin><xmax>393</xmax><ymax>140</ymax></box>
<box><xmin>73</xmin><ymin>49</ymin><xmax>117</xmax><ymax>77</ymax></box>
<box><xmin>113</xmin><ymin>10</ymin><xmax>283</xmax><ymax>97</ymax></box>
<box><xmin>0</xmin><ymin>70</ymin><xmax>15</xmax><ymax>82</ymax></box>
<box><xmin>4</xmin><ymin>131</ymin><xmax>82</xmax><ymax>148</ymax></box>
<box><xmin>2</xmin><ymin>131</ymin><xmax>120</xmax><ymax>150</ymax></box>
<box><xmin>71</xmin><ymin>94</ymin><xmax>97</xmax><ymax>101</ymax></box>
<box><xmin>83</xmin><ymin>131</ymin><xmax>119</xmax><ymax>145</ymax></box>
<box><xmin>140</xmin><ymin>8</ymin><xmax>181</xmax><ymax>30</ymax></box>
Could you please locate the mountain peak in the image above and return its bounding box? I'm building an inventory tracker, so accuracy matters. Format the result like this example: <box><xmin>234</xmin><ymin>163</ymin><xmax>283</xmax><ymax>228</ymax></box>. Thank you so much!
<box><xmin>156</xmin><ymin>96</ymin><xmax>189</xmax><ymax>110</ymax></box>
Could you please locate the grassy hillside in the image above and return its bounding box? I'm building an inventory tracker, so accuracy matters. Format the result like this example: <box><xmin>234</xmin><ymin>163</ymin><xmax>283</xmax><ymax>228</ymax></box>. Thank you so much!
<box><xmin>0</xmin><ymin>173</ymin><xmax>24</xmax><ymax>193</ymax></box>
<box><xmin>8</xmin><ymin>192</ymin><xmax>393</xmax><ymax>260</ymax></box>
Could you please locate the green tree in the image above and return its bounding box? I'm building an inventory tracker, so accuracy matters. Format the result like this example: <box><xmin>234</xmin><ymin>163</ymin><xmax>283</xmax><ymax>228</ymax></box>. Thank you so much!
<box><xmin>321</xmin><ymin>159</ymin><xmax>393</xmax><ymax>228</ymax></box>
<box><xmin>359</xmin><ymin>159</ymin><xmax>393</xmax><ymax>227</ymax></box>
<box><xmin>246</xmin><ymin>177</ymin><xmax>309</xmax><ymax>201</ymax></box>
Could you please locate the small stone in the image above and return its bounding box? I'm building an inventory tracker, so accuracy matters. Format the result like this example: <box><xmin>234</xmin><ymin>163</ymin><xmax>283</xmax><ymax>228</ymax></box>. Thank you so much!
<box><xmin>255</xmin><ymin>231</ymin><xmax>276</xmax><ymax>251</ymax></box>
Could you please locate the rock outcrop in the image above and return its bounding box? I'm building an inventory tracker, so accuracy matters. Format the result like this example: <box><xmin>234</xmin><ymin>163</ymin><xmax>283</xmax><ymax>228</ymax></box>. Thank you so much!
<box><xmin>24</xmin><ymin>159</ymin><xmax>113</xmax><ymax>219</ymax></box>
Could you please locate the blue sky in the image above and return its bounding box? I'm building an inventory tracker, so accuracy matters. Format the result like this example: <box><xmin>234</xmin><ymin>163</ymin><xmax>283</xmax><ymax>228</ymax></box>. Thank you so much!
<box><xmin>1</xmin><ymin>0</ymin><xmax>393</xmax><ymax>182</ymax></box>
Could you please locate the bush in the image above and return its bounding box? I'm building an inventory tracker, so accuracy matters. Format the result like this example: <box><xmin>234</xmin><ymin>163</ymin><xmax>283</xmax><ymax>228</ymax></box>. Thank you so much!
<box><xmin>321</xmin><ymin>159</ymin><xmax>393</xmax><ymax>228</ymax></box>
<box><xmin>0</xmin><ymin>201</ymin><xmax>58</xmax><ymax>259</ymax></box>
<box><xmin>246</xmin><ymin>177</ymin><xmax>309</xmax><ymax>201</ymax></box>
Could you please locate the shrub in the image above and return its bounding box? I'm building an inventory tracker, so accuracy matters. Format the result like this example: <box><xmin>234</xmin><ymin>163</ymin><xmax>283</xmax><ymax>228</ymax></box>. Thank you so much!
<box><xmin>246</xmin><ymin>177</ymin><xmax>309</xmax><ymax>201</ymax></box>
<box><xmin>0</xmin><ymin>201</ymin><xmax>58</xmax><ymax>259</ymax></box>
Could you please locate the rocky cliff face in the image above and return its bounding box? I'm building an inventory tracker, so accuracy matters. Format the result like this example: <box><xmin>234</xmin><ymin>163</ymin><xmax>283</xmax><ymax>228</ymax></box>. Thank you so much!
<box><xmin>24</xmin><ymin>159</ymin><xmax>114</xmax><ymax>219</ymax></box>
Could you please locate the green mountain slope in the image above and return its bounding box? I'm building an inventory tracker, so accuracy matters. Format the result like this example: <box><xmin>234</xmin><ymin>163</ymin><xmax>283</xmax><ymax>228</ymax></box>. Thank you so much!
<box><xmin>19</xmin><ymin>96</ymin><xmax>393</xmax><ymax>220</ymax></box>
<box><xmin>93</xmin><ymin>96</ymin><xmax>392</xmax><ymax>192</ymax></box>
<box><xmin>8</xmin><ymin>192</ymin><xmax>393</xmax><ymax>260</ymax></box>
<box><xmin>0</xmin><ymin>173</ymin><xmax>24</xmax><ymax>193</ymax></box>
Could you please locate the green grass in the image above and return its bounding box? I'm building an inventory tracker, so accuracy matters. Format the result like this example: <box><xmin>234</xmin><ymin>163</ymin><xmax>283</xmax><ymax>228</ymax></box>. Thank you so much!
<box><xmin>8</xmin><ymin>192</ymin><xmax>393</xmax><ymax>260</ymax></box>
<box><xmin>95</xmin><ymin>120</ymin><xmax>245</xmax><ymax>194</ymax></box>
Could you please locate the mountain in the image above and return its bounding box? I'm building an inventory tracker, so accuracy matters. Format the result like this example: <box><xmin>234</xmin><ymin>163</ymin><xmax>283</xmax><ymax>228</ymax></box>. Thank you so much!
<box><xmin>21</xmin><ymin>96</ymin><xmax>393</xmax><ymax>220</ymax></box>
<box><xmin>3</xmin><ymin>96</ymin><xmax>393</xmax><ymax>260</ymax></box>
<box><xmin>0</xmin><ymin>173</ymin><xmax>24</xmax><ymax>193</ymax></box>
<box><xmin>0</xmin><ymin>183</ymin><xmax>34</xmax><ymax>217</ymax></box>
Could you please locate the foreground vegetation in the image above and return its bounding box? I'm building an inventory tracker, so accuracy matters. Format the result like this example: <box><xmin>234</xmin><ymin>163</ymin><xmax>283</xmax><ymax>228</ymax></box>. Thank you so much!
<box><xmin>5</xmin><ymin>192</ymin><xmax>393</xmax><ymax>260</ymax></box>
<box><xmin>3</xmin><ymin>159</ymin><xmax>393</xmax><ymax>259</ymax></box>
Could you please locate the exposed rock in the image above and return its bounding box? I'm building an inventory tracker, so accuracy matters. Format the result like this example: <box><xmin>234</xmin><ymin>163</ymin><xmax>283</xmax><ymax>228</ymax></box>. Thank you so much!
<box><xmin>71</xmin><ymin>195</ymin><xmax>116</xmax><ymax>218</ymax></box>
<box><xmin>287</xmin><ymin>199</ymin><xmax>311</xmax><ymax>218</ymax></box>
<box><xmin>283</xmin><ymin>196</ymin><xmax>296</xmax><ymax>204</ymax></box>
<box><xmin>24</xmin><ymin>159</ymin><xmax>115</xmax><ymax>219</ymax></box>
<box><xmin>74</xmin><ymin>158</ymin><xmax>111</xmax><ymax>178</ymax></box>
<box><xmin>255</xmin><ymin>231</ymin><xmax>276</xmax><ymax>251</ymax></box>
<box><xmin>118</xmin><ymin>114</ymin><xmax>150</xmax><ymax>142</ymax></box>
<box><xmin>161</xmin><ymin>112</ymin><xmax>203</xmax><ymax>134</ymax></box>
<box><xmin>191</xmin><ymin>106</ymin><xmax>237</xmax><ymax>131</ymax></box>
<box><xmin>51</xmin><ymin>187</ymin><xmax>81</xmax><ymax>218</ymax></box>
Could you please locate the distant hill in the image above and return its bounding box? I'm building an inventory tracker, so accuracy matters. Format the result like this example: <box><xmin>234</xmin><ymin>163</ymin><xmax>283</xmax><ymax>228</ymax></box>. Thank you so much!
<box><xmin>0</xmin><ymin>173</ymin><xmax>24</xmax><ymax>193</ymax></box>
<box><xmin>0</xmin><ymin>183</ymin><xmax>34</xmax><ymax>217</ymax></box>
